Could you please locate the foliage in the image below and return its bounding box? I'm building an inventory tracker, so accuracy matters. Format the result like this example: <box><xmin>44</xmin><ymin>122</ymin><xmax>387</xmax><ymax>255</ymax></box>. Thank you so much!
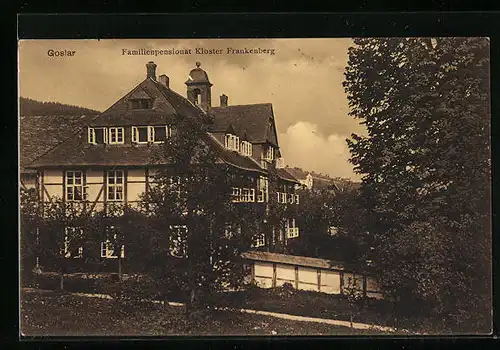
<box><xmin>343</xmin><ymin>37</ymin><xmax>491</xmax><ymax>332</ymax></box>
<box><xmin>138</xmin><ymin>112</ymin><xmax>257</xmax><ymax>309</ymax></box>
<box><xmin>20</xmin><ymin>97</ymin><xmax>100</xmax><ymax>116</ymax></box>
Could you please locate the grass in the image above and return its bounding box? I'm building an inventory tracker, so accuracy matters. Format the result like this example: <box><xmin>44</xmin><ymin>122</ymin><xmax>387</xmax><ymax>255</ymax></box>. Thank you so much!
<box><xmin>20</xmin><ymin>290</ymin><xmax>384</xmax><ymax>336</ymax></box>
<box><xmin>212</xmin><ymin>285</ymin><xmax>420</xmax><ymax>332</ymax></box>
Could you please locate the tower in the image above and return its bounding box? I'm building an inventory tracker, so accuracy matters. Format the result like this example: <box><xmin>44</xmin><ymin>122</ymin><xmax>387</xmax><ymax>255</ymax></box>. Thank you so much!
<box><xmin>185</xmin><ymin>61</ymin><xmax>212</xmax><ymax>112</ymax></box>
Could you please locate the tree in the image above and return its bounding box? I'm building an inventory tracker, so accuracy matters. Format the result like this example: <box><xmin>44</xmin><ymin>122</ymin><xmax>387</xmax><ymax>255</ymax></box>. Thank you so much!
<box><xmin>139</xmin><ymin>112</ymin><xmax>257</xmax><ymax>312</ymax></box>
<box><xmin>37</xmin><ymin>198</ymin><xmax>93</xmax><ymax>290</ymax></box>
<box><xmin>343</xmin><ymin>38</ymin><xmax>491</xmax><ymax>332</ymax></box>
<box><xmin>20</xmin><ymin>188</ymin><xmax>42</xmax><ymax>285</ymax></box>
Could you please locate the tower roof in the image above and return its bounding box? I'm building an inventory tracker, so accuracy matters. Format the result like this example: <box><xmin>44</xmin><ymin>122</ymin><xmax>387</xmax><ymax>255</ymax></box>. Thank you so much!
<box><xmin>185</xmin><ymin>61</ymin><xmax>212</xmax><ymax>85</ymax></box>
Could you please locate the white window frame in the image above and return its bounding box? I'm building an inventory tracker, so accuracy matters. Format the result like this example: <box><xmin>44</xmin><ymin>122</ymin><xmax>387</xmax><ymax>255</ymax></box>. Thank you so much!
<box><xmin>151</xmin><ymin>125</ymin><xmax>171</xmax><ymax>143</ymax></box>
<box><xmin>88</xmin><ymin>127</ymin><xmax>108</xmax><ymax>145</ymax></box>
<box><xmin>328</xmin><ymin>226</ymin><xmax>339</xmax><ymax>236</ymax></box>
<box><xmin>253</xmin><ymin>233</ymin><xmax>265</xmax><ymax>248</ymax></box>
<box><xmin>286</xmin><ymin>218</ymin><xmax>299</xmax><ymax>238</ymax></box>
<box><xmin>263</xmin><ymin>146</ymin><xmax>274</xmax><ymax>162</ymax></box>
<box><xmin>277</xmin><ymin>192</ymin><xmax>287</xmax><ymax>204</ymax></box>
<box><xmin>240</xmin><ymin>141</ymin><xmax>253</xmax><ymax>157</ymax></box>
<box><xmin>169</xmin><ymin>225</ymin><xmax>188</xmax><ymax>258</ymax></box>
<box><xmin>231</xmin><ymin>187</ymin><xmax>241</xmax><ymax>203</ymax></box>
<box><xmin>132</xmin><ymin>126</ymin><xmax>150</xmax><ymax>144</ymax></box>
<box><xmin>225</xmin><ymin>134</ymin><xmax>240</xmax><ymax>152</ymax></box>
<box><xmin>107</xmin><ymin>170</ymin><xmax>124</xmax><ymax>202</ymax></box>
<box><xmin>257</xmin><ymin>176</ymin><xmax>268</xmax><ymax>203</ymax></box>
<box><xmin>295</xmin><ymin>194</ymin><xmax>300</xmax><ymax>204</ymax></box>
<box><xmin>66</xmin><ymin>170</ymin><xmax>86</xmax><ymax>201</ymax></box>
<box><xmin>62</xmin><ymin>227</ymin><xmax>84</xmax><ymax>259</ymax></box>
<box><xmin>108</xmin><ymin>127</ymin><xmax>124</xmax><ymax>144</ymax></box>
<box><xmin>101</xmin><ymin>226</ymin><xmax>124</xmax><ymax>258</ymax></box>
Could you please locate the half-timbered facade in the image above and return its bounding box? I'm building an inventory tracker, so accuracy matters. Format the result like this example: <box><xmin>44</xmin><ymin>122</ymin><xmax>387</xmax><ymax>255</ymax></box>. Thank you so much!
<box><xmin>23</xmin><ymin>61</ymin><xmax>301</xmax><ymax>259</ymax></box>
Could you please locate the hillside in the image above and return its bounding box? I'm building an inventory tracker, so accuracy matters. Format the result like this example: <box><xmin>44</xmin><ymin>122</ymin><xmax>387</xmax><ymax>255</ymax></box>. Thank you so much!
<box><xmin>19</xmin><ymin>97</ymin><xmax>100</xmax><ymax>116</ymax></box>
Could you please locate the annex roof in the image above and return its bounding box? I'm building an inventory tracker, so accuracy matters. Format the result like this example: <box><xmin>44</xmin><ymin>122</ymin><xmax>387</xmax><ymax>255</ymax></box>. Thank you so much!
<box><xmin>241</xmin><ymin>251</ymin><xmax>345</xmax><ymax>271</ymax></box>
<box><xmin>19</xmin><ymin>115</ymin><xmax>96</xmax><ymax>173</ymax></box>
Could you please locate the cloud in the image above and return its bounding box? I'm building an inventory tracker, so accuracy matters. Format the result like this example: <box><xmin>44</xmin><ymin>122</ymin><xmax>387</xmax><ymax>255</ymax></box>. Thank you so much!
<box><xmin>279</xmin><ymin>122</ymin><xmax>360</xmax><ymax>181</ymax></box>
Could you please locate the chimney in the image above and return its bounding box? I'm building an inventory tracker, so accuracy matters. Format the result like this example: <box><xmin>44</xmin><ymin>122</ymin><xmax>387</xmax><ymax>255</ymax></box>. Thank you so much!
<box><xmin>146</xmin><ymin>61</ymin><xmax>157</xmax><ymax>80</ymax></box>
<box><xmin>158</xmin><ymin>74</ymin><xmax>169</xmax><ymax>88</ymax></box>
<box><xmin>220</xmin><ymin>94</ymin><xmax>228</xmax><ymax>107</ymax></box>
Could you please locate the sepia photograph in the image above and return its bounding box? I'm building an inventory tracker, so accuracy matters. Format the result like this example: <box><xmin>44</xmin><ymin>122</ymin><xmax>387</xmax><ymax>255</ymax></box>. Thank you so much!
<box><xmin>18</xmin><ymin>38</ymin><xmax>491</xmax><ymax>336</ymax></box>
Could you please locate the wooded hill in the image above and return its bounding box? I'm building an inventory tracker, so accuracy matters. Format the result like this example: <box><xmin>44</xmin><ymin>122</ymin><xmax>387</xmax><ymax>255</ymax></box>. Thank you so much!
<box><xmin>20</xmin><ymin>97</ymin><xmax>100</xmax><ymax>116</ymax></box>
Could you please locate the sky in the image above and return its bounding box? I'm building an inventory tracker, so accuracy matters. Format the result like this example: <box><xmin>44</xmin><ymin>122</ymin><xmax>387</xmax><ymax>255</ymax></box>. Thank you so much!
<box><xmin>18</xmin><ymin>39</ymin><xmax>366</xmax><ymax>181</ymax></box>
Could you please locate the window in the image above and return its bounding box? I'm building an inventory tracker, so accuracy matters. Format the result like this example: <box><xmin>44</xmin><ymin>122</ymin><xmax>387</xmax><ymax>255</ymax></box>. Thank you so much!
<box><xmin>132</xmin><ymin>125</ymin><xmax>171</xmax><ymax>143</ymax></box>
<box><xmin>263</xmin><ymin>146</ymin><xmax>274</xmax><ymax>162</ymax></box>
<box><xmin>252</xmin><ymin>233</ymin><xmax>265</xmax><ymax>248</ymax></box>
<box><xmin>225</xmin><ymin>134</ymin><xmax>240</xmax><ymax>152</ymax></box>
<box><xmin>240</xmin><ymin>141</ymin><xmax>253</xmax><ymax>156</ymax></box>
<box><xmin>130</xmin><ymin>98</ymin><xmax>151</xmax><ymax>109</ymax></box>
<box><xmin>257</xmin><ymin>176</ymin><xmax>268</xmax><ymax>202</ymax></box>
<box><xmin>62</xmin><ymin>227</ymin><xmax>83</xmax><ymax>258</ymax></box>
<box><xmin>277</xmin><ymin>192</ymin><xmax>286</xmax><ymax>204</ymax></box>
<box><xmin>286</xmin><ymin>218</ymin><xmax>299</xmax><ymax>238</ymax></box>
<box><xmin>169</xmin><ymin>225</ymin><xmax>188</xmax><ymax>258</ymax></box>
<box><xmin>109</xmin><ymin>127</ymin><xmax>124</xmax><ymax>144</ymax></box>
<box><xmin>328</xmin><ymin>226</ymin><xmax>339</xmax><ymax>236</ymax></box>
<box><xmin>88</xmin><ymin>127</ymin><xmax>108</xmax><ymax>144</ymax></box>
<box><xmin>295</xmin><ymin>194</ymin><xmax>300</xmax><ymax>204</ymax></box>
<box><xmin>241</xmin><ymin>188</ymin><xmax>255</xmax><ymax>202</ymax></box>
<box><xmin>66</xmin><ymin>171</ymin><xmax>86</xmax><ymax>201</ymax></box>
<box><xmin>101</xmin><ymin>227</ymin><xmax>125</xmax><ymax>259</ymax></box>
<box><xmin>132</xmin><ymin>126</ymin><xmax>149</xmax><ymax>143</ymax></box>
<box><xmin>231</xmin><ymin>187</ymin><xmax>241</xmax><ymax>203</ymax></box>
<box><xmin>151</xmin><ymin>126</ymin><xmax>171</xmax><ymax>143</ymax></box>
<box><xmin>107</xmin><ymin>170</ymin><xmax>124</xmax><ymax>202</ymax></box>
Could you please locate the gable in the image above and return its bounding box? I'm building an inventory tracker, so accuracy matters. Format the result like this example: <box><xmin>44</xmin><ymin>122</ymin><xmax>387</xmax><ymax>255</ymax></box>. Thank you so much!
<box><xmin>89</xmin><ymin>78</ymin><xmax>204</xmax><ymax>127</ymax></box>
<box><xmin>210</xmin><ymin>103</ymin><xmax>279</xmax><ymax>146</ymax></box>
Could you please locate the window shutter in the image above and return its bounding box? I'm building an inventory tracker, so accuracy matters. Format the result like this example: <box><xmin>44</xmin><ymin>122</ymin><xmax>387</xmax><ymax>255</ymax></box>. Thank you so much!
<box><xmin>103</xmin><ymin>128</ymin><xmax>108</xmax><ymax>144</ymax></box>
<box><xmin>88</xmin><ymin>128</ymin><xmax>95</xmax><ymax>144</ymax></box>
<box><xmin>148</xmin><ymin>126</ymin><xmax>154</xmax><ymax>142</ymax></box>
<box><xmin>132</xmin><ymin>126</ymin><xmax>138</xmax><ymax>143</ymax></box>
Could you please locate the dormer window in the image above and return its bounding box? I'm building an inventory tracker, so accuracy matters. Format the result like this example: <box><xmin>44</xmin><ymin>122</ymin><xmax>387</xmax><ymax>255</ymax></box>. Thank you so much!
<box><xmin>132</xmin><ymin>126</ymin><xmax>149</xmax><ymax>143</ymax></box>
<box><xmin>109</xmin><ymin>127</ymin><xmax>124</xmax><ymax>144</ymax></box>
<box><xmin>130</xmin><ymin>98</ymin><xmax>152</xmax><ymax>110</ymax></box>
<box><xmin>262</xmin><ymin>145</ymin><xmax>274</xmax><ymax>162</ymax></box>
<box><xmin>225</xmin><ymin>134</ymin><xmax>240</xmax><ymax>152</ymax></box>
<box><xmin>88</xmin><ymin>127</ymin><xmax>108</xmax><ymax>144</ymax></box>
<box><xmin>132</xmin><ymin>125</ymin><xmax>171</xmax><ymax>144</ymax></box>
<box><xmin>152</xmin><ymin>125</ymin><xmax>171</xmax><ymax>143</ymax></box>
<box><xmin>240</xmin><ymin>141</ymin><xmax>253</xmax><ymax>157</ymax></box>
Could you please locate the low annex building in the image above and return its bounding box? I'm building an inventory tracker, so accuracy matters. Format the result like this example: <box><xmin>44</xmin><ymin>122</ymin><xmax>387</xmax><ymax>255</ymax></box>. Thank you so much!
<box><xmin>242</xmin><ymin>251</ymin><xmax>383</xmax><ymax>299</ymax></box>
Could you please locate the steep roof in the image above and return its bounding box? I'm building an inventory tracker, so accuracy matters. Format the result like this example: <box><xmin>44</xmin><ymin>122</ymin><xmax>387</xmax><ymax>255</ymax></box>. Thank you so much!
<box><xmin>19</xmin><ymin>115</ymin><xmax>96</xmax><ymax>173</ymax></box>
<box><xmin>90</xmin><ymin>78</ymin><xmax>205</xmax><ymax>127</ymax></box>
<box><xmin>210</xmin><ymin>104</ymin><xmax>279</xmax><ymax>146</ymax></box>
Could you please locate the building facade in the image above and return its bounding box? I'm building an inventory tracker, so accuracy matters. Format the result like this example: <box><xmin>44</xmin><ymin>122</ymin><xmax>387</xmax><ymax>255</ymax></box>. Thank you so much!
<box><xmin>23</xmin><ymin>61</ymin><xmax>302</xmax><ymax>261</ymax></box>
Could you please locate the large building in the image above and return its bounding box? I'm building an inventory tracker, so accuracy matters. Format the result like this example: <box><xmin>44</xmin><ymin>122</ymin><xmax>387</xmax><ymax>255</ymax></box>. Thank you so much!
<box><xmin>21</xmin><ymin>61</ymin><xmax>302</xmax><ymax>260</ymax></box>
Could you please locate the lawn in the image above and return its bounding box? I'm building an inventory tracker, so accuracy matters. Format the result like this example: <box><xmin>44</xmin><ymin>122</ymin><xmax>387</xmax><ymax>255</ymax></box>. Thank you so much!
<box><xmin>20</xmin><ymin>290</ymin><xmax>383</xmax><ymax>336</ymax></box>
